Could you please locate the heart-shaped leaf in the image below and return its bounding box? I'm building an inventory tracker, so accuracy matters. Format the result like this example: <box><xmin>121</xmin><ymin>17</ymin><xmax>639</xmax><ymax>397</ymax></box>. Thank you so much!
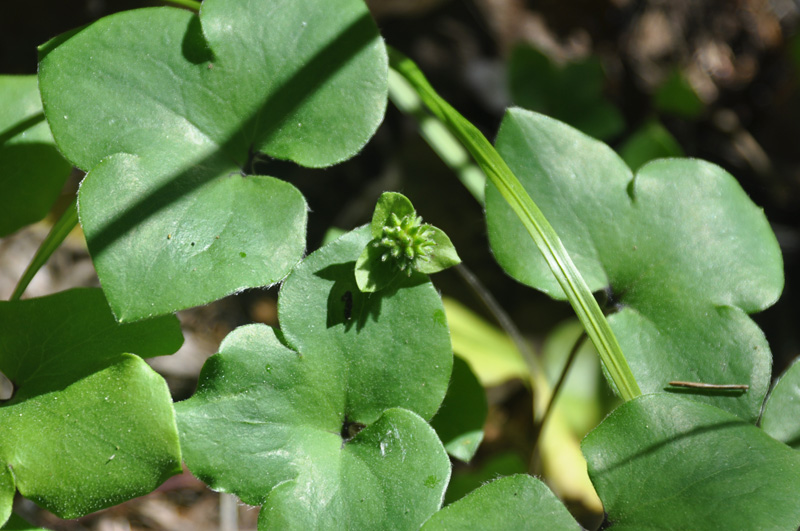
<box><xmin>583</xmin><ymin>394</ymin><xmax>800</xmax><ymax>529</ymax></box>
<box><xmin>0</xmin><ymin>289</ymin><xmax>183</xmax><ymax>520</ymax></box>
<box><xmin>761</xmin><ymin>357</ymin><xmax>800</xmax><ymax>449</ymax></box>
<box><xmin>38</xmin><ymin>0</ymin><xmax>388</xmax><ymax>321</ymax></box>
<box><xmin>422</xmin><ymin>475</ymin><xmax>580</xmax><ymax>530</ymax></box>
<box><xmin>257</xmin><ymin>407</ymin><xmax>450</xmax><ymax>529</ymax></box>
<box><xmin>177</xmin><ymin>226</ymin><xmax>454</xmax><ymax>527</ymax></box>
<box><xmin>486</xmin><ymin>109</ymin><xmax>782</xmax><ymax>420</ymax></box>
<box><xmin>0</xmin><ymin>75</ymin><xmax>72</xmax><ymax>237</ymax></box>
<box><xmin>278</xmin><ymin>226</ymin><xmax>454</xmax><ymax>423</ymax></box>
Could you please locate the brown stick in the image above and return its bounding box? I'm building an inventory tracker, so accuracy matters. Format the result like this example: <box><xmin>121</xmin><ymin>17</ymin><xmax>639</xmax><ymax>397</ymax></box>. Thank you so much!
<box><xmin>668</xmin><ymin>381</ymin><xmax>749</xmax><ymax>390</ymax></box>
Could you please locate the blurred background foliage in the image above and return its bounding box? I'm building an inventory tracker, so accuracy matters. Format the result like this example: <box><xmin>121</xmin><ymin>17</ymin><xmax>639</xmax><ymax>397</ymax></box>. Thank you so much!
<box><xmin>2</xmin><ymin>0</ymin><xmax>800</xmax><ymax>529</ymax></box>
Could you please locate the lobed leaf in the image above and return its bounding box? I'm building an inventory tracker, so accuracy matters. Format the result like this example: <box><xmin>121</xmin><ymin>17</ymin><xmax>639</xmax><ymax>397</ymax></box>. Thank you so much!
<box><xmin>486</xmin><ymin>109</ymin><xmax>782</xmax><ymax>420</ymax></box>
<box><xmin>257</xmin><ymin>408</ymin><xmax>450</xmax><ymax>530</ymax></box>
<box><xmin>38</xmin><ymin>0</ymin><xmax>388</xmax><ymax>321</ymax></box>
<box><xmin>177</xmin><ymin>226</ymin><xmax>454</xmax><ymax>528</ymax></box>
<box><xmin>389</xmin><ymin>49</ymin><xmax>641</xmax><ymax>401</ymax></box>
<box><xmin>583</xmin><ymin>394</ymin><xmax>800</xmax><ymax>529</ymax></box>
<box><xmin>278</xmin><ymin>226</ymin><xmax>453</xmax><ymax>423</ymax></box>
<box><xmin>0</xmin><ymin>75</ymin><xmax>72</xmax><ymax>237</ymax></box>
<box><xmin>443</xmin><ymin>453</ymin><xmax>527</xmax><ymax>505</ymax></box>
<box><xmin>0</xmin><ymin>289</ymin><xmax>183</xmax><ymax>520</ymax></box>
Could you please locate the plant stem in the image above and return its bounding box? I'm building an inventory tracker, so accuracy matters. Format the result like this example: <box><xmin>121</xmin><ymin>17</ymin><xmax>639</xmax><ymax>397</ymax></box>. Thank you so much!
<box><xmin>162</xmin><ymin>0</ymin><xmax>201</xmax><ymax>11</ymax></box>
<box><xmin>388</xmin><ymin>69</ymin><xmax>486</xmax><ymax>204</ymax></box>
<box><xmin>387</xmin><ymin>47</ymin><xmax>642</xmax><ymax>401</ymax></box>
<box><xmin>10</xmin><ymin>198</ymin><xmax>79</xmax><ymax>301</ymax></box>
<box><xmin>531</xmin><ymin>331</ymin><xmax>587</xmax><ymax>454</ymax></box>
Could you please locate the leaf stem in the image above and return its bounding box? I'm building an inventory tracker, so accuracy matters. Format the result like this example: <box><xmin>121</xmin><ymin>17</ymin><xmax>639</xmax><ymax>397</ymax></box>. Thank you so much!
<box><xmin>387</xmin><ymin>47</ymin><xmax>642</xmax><ymax>401</ymax></box>
<box><xmin>10</xmin><ymin>198</ymin><xmax>79</xmax><ymax>301</ymax></box>
<box><xmin>161</xmin><ymin>0</ymin><xmax>201</xmax><ymax>11</ymax></box>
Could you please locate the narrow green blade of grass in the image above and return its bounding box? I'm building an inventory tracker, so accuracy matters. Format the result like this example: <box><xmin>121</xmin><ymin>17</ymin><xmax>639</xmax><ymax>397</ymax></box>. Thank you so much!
<box><xmin>387</xmin><ymin>48</ymin><xmax>641</xmax><ymax>401</ymax></box>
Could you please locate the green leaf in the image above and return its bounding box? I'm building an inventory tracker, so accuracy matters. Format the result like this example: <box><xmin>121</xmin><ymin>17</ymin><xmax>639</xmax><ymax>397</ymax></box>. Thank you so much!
<box><xmin>369</xmin><ymin>192</ymin><xmax>417</xmax><ymax>239</ymax></box>
<box><xmin>761</xmin><ymin>357</ymin><xmax>800</xmax><ymax>449</ymax></box>
<box><xmin>486</xmin><ymin>109</ymin><xmax>782</xmax><ymax>420</ymax></box>
<box><xmin>583</xmin><ymin>394</ymin><xmax>800</xmax><ymax>529</ymax></box>
<box><xmin>443</xmin><ymin>453</ymin><xmax>527</xmax><ymax>505</ymax></box>
<box><xmin>355</xmin><ymin>242</ymin><xmax>406</xmax><ymax>293</ymax></box>
<box><xmin>0</xmin><ymin>467</ymin><xmax>12</xmax><ymax>527</ymax></box>
<box><xmin>38</xmin><ymin>0</ymin><xmax>388</xmax><ymax>321</ymax></box>
<box><xmin>279</xmin><ymin>226</ymin><xmax>453</xmax><ymax>423</ymax></box>
<box><xmin>177</xmin><ymin>227</ymin><xmax>454</xmax><ymax>527</ymax></box>
<box><xmin>618</xmin><ymin>119</ymin><xmax>683</xmax><ymax>172</ymax></box>
<box><xmin>508</xmin><ymin>45</ymin><xmax>624</xmax><ymax>141</ymax></box>
<box><xmin>654</xmin><ymin>69</ymin><xmax>705</xmax><ymax>118</ymax></box>
<box><xmin>422</xmin><ymin>475</ymin><xmax>581</xmax><ymax>530</ymax></box>
<box><xmin>416</xmin><ymin>227</ymin><xmax>460</xmax><ymax>274</ymax></box>
<box><xmin>430</xmin><ymin>356</ymin><xmax>487</xmax><ymax>462</ymax></box>
<box><xmin>1</xmin><ymin>513</ymin><xmax>46</xmax><ymax>531</ymax></box>
<box><xmin>257</xmin><ymin>408</ymin><xmax>450</xmax><ymax>530</ymax></box>
<box><xmin>389</xmin><ymin>49</ymin><xmax>641</xmax><ymax>402</ymax></box>
<box><xmin>0</xmin><ymin>289</ymin><xmax>183</xmax><ymax>519</ymax></box>
<box><xmin>0</xmin><ymin>76</ymin><xmax>72</xmax><ymax>237</ymax></box>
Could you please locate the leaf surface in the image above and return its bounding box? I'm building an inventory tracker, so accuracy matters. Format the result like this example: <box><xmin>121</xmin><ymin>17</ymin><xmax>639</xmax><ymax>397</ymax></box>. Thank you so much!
<box><xmin>177</xmin><ymin>227</ymin><xmax>453</xmax><ymax>528</ymax></box>
<box><xmin>422</xmin><ymin>475</ymin><xmax>580</xmax><ymax>530</ymax></box>
<box><xmin>278</xmin><ymin>226</ymin><xmax>453</xmax><ymax>423</ymax></box>
<box><xmin>430</xmin><ymin>356</ymin><xmax>486</xmax><ymax>462</ymax></box>
<box><xmin>486</xmin><ymin>110</ymin><xmax>782</xmax><ymax>420</ymax></box>
<box><xmin>257</xmin><ymin>408</ymin><xmax>450</xmax><ymax>530</ymax></box>
<box><xmin>0</xmin><ymin>289</ymin><xmax>183</xmax><ymax>519</ymax></box>
<box><xmin>1</xmin><ymin>513</ymin><xmax>46</xmax><ymax>531</ymax></box>
<box><xmin>583</xmin><ymin>394</ymin><xmax>800</xmax><ymax>530</ymax></box>
<box><xmin>0</xmin><ymin>467</ymin><xmax>12</xmax><ymax>526</ymax></box>
<box><xmin>0</xmin><ymin>75</ymin><xmax>71</xmax><ymax>237</ymax></box>
<box><xmin>38</xmin><ymin>0</ymin><xmax>387</xmax><ymax>320</ymax></box>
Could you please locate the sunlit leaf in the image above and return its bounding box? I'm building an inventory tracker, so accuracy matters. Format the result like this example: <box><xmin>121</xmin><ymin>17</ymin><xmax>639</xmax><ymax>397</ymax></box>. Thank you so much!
<box><xmin>486</xmin><ymin>109</ymin><xmax>782</xmax><ymax>420</ymax></box>
<box><xmin>584</xmin><ymin>394</ymin><xmax>800</xmax><ymax>529</ymax></box>
<box><xmin>38</xmin><ymin>0</ymin><xmax>387</xmax><ymax>320</ymax></box>
<box><xmin>178</xmin><ymin>227</ymin><xmax>453</xmax><ymax>527</ymax></box>
<box><xmin>0</xmin><ymin>75</ymin><xmax>71</xmax><ymax>237</ymax></box>
<box><xmin>0</xmin><ymin>289</ymin><xmax>183</xmax><ymax>519</ymax></box>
